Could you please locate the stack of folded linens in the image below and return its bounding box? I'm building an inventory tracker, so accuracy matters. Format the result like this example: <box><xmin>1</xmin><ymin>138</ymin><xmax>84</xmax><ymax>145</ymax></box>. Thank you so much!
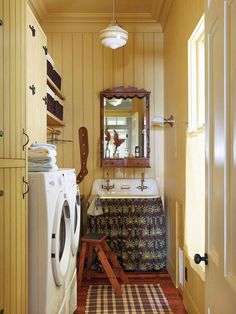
<box><xmin>28</xmin><ymin>143</ymin><xmax>58</xmax><ymax>172</ymax></box>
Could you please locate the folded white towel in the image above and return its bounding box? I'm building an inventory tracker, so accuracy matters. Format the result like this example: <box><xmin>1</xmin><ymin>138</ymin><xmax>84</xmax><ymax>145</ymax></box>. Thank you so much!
<box><xmin>31</xmin><ymin>143</ymin><xmax>56</xmax><ymax>149</ymax></box>
<box><xmin>28</xmin><ymin>149</ymin><xmax>57</xmax><ymax>158</ymax></box>
<box><xmin>28</xmin><ymin>162</ymin><xmax>57</xmax><ymax>168</ymax></box>
<box><xmin>28</xmin><ymin>164</ymin><xmax>58</xmax><ymax>172</ymax></box>
<box><xmin>28</xmin><ymin>156</ymin><xmax>56</xmax><ymax>164</ymax></box>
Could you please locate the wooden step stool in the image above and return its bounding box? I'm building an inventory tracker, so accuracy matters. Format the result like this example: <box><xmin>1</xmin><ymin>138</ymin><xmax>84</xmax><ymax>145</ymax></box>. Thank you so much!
<box><xmin>77</xmin><ymin>233</ymin><xmax>129</xmax><ymax>294</ymax></box>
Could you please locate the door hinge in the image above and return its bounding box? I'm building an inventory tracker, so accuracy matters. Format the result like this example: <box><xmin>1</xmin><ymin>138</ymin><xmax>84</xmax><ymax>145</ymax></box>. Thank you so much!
<box><xmin>29</xmin><ymin>25</ymin><xmax>36</xmax><ymax>37</ymax></box>
<box><xmin>0</xmin><ymin>191</ymin><xmax>4</xmax><ymax>197</ymax></box>
<box><xmin>0</xmin><ymin>19</ymin><xmax>3</xmax><ymax>26</ymax></box>
<box><xmin>43</xmin><ymin>45</ymin><xmax>48</xmax><ymax>55</ymax></box>
<box><xmin>43</xmin><ymin>96</ymin><xmax>48</xmax><ymax>105</ymax></box>
<box><xmin>0</xmin><ymin>130</ymin><xmax>4</xmax><ymax>137</ymax></box>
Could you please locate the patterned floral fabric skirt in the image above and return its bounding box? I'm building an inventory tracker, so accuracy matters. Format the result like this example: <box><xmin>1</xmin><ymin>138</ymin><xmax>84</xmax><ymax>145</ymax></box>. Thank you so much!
<box><xmin>87</xmin><ymin>197</ymin><xmax>166</xmax><ymax>272</ymax></box>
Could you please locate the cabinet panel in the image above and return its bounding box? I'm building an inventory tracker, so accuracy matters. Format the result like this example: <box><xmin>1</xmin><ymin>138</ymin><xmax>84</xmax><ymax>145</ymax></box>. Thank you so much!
<box><xmin>26</xmin><ymin>5</ymin><xmax>47</xmax><ymax>145</ymax></box>
<box><xmin>0</xmin><ymin>167</ymin><xmax>28</xmax><ymax>314</ymax></box>
<box><xmin>0</xmin><ymin>0</ymin><xmax>26</xmax><ymax>159</ymax></box>
<box><xmin>0</xmin><ymin>1</ymin><xmax>3</xmax><ymax>158</ymax></box>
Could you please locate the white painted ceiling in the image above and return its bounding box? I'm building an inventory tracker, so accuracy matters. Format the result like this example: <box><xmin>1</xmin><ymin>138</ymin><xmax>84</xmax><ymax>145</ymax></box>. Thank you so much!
<box><xmin>45</xmin><ymin>0</ymin><xmax>153</xmax><ymax>14</ymax></box>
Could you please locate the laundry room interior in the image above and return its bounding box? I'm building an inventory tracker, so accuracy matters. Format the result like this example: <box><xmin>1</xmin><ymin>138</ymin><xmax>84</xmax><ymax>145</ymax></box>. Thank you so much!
<box><xmin>1</xmin><ymin>0</ymin><xmax>236</xmax><ymax>313</ymax></box>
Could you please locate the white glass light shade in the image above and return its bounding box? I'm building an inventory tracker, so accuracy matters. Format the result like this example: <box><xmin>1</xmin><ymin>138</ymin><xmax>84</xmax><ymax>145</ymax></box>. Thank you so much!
<box><xmin>100</xmin><ymin>21</ymin><xmax>128</xmax><ymax>49</ymax></box>
<box><xmin>108</xmin><ymin>98</ymin><xmax>122</xmax><ymax>106</ymax></box>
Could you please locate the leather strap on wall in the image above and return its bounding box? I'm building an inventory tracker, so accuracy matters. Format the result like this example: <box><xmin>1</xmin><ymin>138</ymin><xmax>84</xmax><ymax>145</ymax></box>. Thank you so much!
<box><xmin>77</xmin><ymin>126</ymin><xmax>89</xmax><ymax>184</ymax></box>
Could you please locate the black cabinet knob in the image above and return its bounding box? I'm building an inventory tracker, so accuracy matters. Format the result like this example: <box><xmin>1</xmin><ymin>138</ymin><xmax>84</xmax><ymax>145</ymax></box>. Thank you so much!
<box><xmin>194</xmin><ymin>253</ymin><xmax>208</xmax><ymax>265</ymax></box>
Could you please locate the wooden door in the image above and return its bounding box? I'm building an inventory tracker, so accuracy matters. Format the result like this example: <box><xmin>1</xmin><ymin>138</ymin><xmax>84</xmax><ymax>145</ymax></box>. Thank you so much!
<box><xmin>0</xmin><ymin>168</ymin><xmax>28</xmax><ymax>314</ymax></box>
<box><xmin>26</xmin><ymin>5</ymin><xmax>47</xmax><ymax>145</ymax></box>
<box><xmin>205</xmin><ymin>0</ymin><xmax>236</xmax><ymax>312</ymax></box>
<box><xmin>0</xmin><ymin>0</ymin><xmax>26</xmax><ymax>160</ymax></box>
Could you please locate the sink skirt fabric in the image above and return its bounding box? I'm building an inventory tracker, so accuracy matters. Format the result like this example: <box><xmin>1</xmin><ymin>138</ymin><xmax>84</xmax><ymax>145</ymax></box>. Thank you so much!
<box><xmin>87</xmin><ymin>197</ymin><xmax>166</xmax><ymax>272</ymax></box>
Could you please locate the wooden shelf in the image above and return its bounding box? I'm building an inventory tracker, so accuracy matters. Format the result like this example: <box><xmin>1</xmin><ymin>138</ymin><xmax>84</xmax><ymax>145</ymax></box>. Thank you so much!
<box><xmin>47</xmin><ymin>76</ymin><xmax>66</xmax><ymax>100</ymax></box>
<box><xmin>47</xmin><ymin>111</ymin><xmax>65</xmax><ymax>127</ymax></box>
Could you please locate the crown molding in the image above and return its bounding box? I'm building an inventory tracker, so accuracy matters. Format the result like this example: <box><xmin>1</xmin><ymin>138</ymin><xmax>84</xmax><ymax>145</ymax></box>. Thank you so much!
<box><xmin>28</xmin><ymin>0</ymin><xmax>48</xmax><ymax>22</ymax></box>
<box><xmin>42</xmin><ymin>12</ymin><xmax>157</xmax><ymax>24</ymax></box>
<box><xmin>151</xmin><ymin>0</ymin><xmax>164</xmax><ymax>22</ymax></box>
<box><xmin>158</xmin><ymin>0</ymin><xmax>174</xmax><ymax>31</ymax></box>
<box><xmin>42</xmin><ymin>21</ymin><xmax>163</xmax><ymax>33</ymax></box>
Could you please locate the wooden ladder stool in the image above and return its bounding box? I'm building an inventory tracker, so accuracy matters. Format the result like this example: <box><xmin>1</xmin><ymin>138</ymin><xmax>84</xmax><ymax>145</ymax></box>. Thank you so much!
<box><xmin>77</xmin><ymin>233</ymin><xmax>129</xmax><ymax>294</ymax></box>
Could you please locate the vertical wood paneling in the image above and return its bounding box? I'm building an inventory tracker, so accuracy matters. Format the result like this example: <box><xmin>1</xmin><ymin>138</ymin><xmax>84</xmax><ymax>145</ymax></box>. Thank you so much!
<box><xmin>154</xmin><ymin>34</ymin><xmax>164</xmax><ymax>194</ymax></box>
<box><xmin>83</xmin><ymin>33</ymin><xmax>94</xmax><ymax>197</ymax></box>
<box><xmin>0</xmin><ymin>168</ymin><xmax>27</xmax><ymax>314</ymax></box>
<box><xmin>26</xmin><ymin>5</ymin><xmax>47</xmax><ymax>145</ymax></box>
<box><xmin>0</xmin><ymin>0</ymin><xmax>2</xmax><ymax>156</ymax></box>
<box><xmin>62</xmin><ymin>33</ymin><xmax>73</xmax><ymax>167</ymax></box>
<box><xmin>0</xmin><ymin>168</ymin><xmax>3</xmax><ymax>309</ymax></box>
<box><xmin>92</xmin><ymin>33</ymin><xmax>104</xmax><ymax>181</ymax></box>
<box><xmin>51</xmin><ymin>33</ymin><xmax>63</xmax><ymax>166</ymax></box>
<box><xmin>2</xmin><ymin>0</ymin><xmax>26</xmax><ymax>159</ymax></box>
<box><xmin>144</xmin><ymin>33</ymin><xmax>155</xmax><ymax>179</ymax></box>
<box><xmin>103</xmin><ymin>45</ymin><xmax>115</xmax><ymax>178</ymax></box>
<box><xmin>133</xmin><ymin>33</ymin><xmax>145</xmax><ymax>179</ymax></box>
<box><xmin>73</xmin><ymin>33</ymin><xmax>84</xmax><ymax>194</ymax></box>
<box><xmin>46</xmin><ymin>28</ymin><xmax>164</xmax><ymax>198</ymax></box>
<box><xmin>0</xmin><ymin>0</ymin><xmax>2</xmax><ymax>158</ymax></box>
<box><xmin>113</xmin><ymin>46</ymin><xmax>124</xmax><ymax>178</ymax></box>
<box><xmin>124</xmin><ymin>33</ymin><xmax>135</xmax><ymax>178</ymax></box>
<box><xmin>3</xmin><ymin>1</ymin><xmax>10</xmax><ymax>158</ymax></box>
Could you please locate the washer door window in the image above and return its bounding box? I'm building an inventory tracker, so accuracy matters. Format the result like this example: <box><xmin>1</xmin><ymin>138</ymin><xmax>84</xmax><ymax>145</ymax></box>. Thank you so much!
<box><xmin>71</xmin><ymin>186</ymin><xmax>81</xmax><ymax>256</ymax></box>
<box><xmin>51</xmin><ymin>191</ymin><xmax>71</xmax><ymax>286</ymax></box>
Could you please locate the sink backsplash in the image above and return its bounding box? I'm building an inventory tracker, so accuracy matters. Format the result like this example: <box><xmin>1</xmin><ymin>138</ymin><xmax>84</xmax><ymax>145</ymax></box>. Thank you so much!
<box><xmin>91</xmin><ymin>178</ymin><xmax>160</xmax><ymax>198</ymax></box>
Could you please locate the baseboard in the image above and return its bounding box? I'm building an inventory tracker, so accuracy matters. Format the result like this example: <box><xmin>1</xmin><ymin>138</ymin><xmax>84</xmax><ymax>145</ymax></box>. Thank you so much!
<box><xmin>183</xmin><ymin>285</ymin><xmax>201</xmax><ymax>314</ymax></box>
<box><xmin>167</xmin><ymin>257</ymin><xmax>177</xmax><ymax>287</ymax></box>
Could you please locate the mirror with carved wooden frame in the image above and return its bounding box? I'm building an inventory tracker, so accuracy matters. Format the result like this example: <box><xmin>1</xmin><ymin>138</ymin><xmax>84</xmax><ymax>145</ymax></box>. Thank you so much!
<box><xmin>100</xmin><ymin>86</ymin><xmax>150</xmax><ymax>168</ymax></box>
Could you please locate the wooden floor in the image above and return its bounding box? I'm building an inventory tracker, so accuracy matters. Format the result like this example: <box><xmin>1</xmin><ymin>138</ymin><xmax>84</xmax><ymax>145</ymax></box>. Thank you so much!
<box><xmin>75</xmin><ymin>270</ymin><xmax>187</xmax><ymax>313</ymax></box>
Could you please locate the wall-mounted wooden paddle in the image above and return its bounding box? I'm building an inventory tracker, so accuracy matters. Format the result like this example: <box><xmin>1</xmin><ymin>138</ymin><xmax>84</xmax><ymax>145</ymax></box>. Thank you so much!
<box><xmin>77</xmin><ymin>126</ymin><xmax>89</xmax><ymax>184</ymax></box>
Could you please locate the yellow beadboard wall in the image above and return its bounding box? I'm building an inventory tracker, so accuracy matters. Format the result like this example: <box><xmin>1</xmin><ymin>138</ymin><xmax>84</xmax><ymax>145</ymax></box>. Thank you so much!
<box><xmin>164</xmin><ymin>0</ymin><xmax>205</xmax><ymax>313</ymax></box>
<box><xmin>43</xmin><ymin>23</ymin><xmax>164</xmax><ymax>198</ymax></box>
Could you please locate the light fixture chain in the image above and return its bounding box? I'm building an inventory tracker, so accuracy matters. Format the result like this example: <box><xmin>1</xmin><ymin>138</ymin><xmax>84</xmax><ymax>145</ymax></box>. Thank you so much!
<box><xmin>113</xmin><ymin>0</ymin><xmax>115</xmax><ymax>22</ymax></box>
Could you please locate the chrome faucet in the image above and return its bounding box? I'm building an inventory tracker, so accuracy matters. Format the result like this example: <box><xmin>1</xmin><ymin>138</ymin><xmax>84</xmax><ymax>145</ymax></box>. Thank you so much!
<box><xmin>137</xmin><ymin>172</ymin><xmax>148</xmax><ymax>191</ymax></box>
<box><xmin>102</xmin><ymin>172</ymin><xmax>114</xmax><ymax>192</ymax></box>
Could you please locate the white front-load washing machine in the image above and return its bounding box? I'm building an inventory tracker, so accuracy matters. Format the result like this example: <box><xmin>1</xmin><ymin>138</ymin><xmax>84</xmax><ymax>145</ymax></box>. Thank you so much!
<box><xmin>28</xmin><ymin>169</ymin><xmax>74</xmax><ymax>314</ymax></box>
<box><xmin>63</xmin><ymin>169</ymin><xmax>81</xmax><ymax>313</ymax></box>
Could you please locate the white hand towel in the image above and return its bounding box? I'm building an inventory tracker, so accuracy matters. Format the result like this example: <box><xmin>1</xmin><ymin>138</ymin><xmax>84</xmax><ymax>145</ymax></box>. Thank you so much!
<box><xmin>31</xmin><ymin>143</ymin><xmax>56</xmax><ymax>149</ymax></box>
<box><xmin>28</xmin><ymin>156</ymin><xmax>56</xmax><ymax>164</ymax></box>
<box><xmin>28</xmin><ymin>164</ymin><xmax>58</xmax><ymax>172</ymax></box>
<box><xmin>87</xmin><ymin>195</ymin><xmax>103</xmax><ymax>216</ymax></box>
<box><xmin>28</xmin><ymin>148</ymin><xmax>57</xmax><ymax>158</ymax></box>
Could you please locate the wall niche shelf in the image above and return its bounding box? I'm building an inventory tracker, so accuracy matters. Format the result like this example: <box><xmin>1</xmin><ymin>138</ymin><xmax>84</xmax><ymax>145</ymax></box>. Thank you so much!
<box><xmin>47</xmin><ymin>111</ymin><xmax>65</xmax><ymax>127</ymax></box>
<box><xmin>47</xmin><ymin>76</ymin><xmax>66</xmax><ymax>100</ymax></box>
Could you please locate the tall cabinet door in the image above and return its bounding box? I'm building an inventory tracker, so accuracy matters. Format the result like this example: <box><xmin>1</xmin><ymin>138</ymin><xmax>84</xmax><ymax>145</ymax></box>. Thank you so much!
<box><xmin>205</xmin><ymin>0</ymin><xmax>236</xmax><ymax>312</ymax></box>
<box><xmin>0</xmin><ymin>168</ymin><xmax>28</xmax><ymax>314</ymax></box>
<box><xmin>26</xmin><ymin>5</ymin><xmax>47</xmax><ymax>145</ymax></box>
<box><xmin>0</xmin><ymin>0</ymin><xmax>26</xmax><ymax>160</ymax></box>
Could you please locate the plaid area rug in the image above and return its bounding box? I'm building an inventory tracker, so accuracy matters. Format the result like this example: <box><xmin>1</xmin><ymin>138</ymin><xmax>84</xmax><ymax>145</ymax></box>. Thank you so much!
<box><xmin>85</xmin><ymin>284</ymin><xmax>173</xmax><ymax>313</ymax></box>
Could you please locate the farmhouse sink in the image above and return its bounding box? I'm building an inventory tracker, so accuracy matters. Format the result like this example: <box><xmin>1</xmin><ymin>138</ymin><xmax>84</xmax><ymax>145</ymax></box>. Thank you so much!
<box><xmin>91</xmin><ymin>178</ymin><xmax>160</xmax><ymax>198</ymax></box>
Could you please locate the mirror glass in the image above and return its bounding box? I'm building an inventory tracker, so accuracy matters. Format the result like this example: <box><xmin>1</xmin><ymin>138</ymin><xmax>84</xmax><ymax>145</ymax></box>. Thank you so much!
<box><xmin>100</xmin><ymin>86</ymin><xmax>150</xmax><ymax>168</ymax></box>
<box><xmin>103</xmin><ymin>97</ymin><xmax>147</xmax><ymax>159</ymax></box>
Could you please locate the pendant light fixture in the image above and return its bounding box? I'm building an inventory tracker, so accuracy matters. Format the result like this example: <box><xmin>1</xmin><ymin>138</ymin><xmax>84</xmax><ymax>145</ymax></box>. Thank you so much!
<box><xmin>100</xmin><ymin>0</ymin><xmax>128</xmax><ymax>49</ymax></box>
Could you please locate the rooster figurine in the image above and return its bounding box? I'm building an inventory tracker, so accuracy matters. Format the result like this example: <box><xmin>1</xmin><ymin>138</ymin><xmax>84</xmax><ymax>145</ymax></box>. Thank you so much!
<box><xmin>105</xmin><ymin>128</ymin><xmax>111</xmax><ymax>142</ymax></box>
<box><xmin>113</xmin><ymin>130</ymin><xmax>125</xmax><ymax>156</ymax></box>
